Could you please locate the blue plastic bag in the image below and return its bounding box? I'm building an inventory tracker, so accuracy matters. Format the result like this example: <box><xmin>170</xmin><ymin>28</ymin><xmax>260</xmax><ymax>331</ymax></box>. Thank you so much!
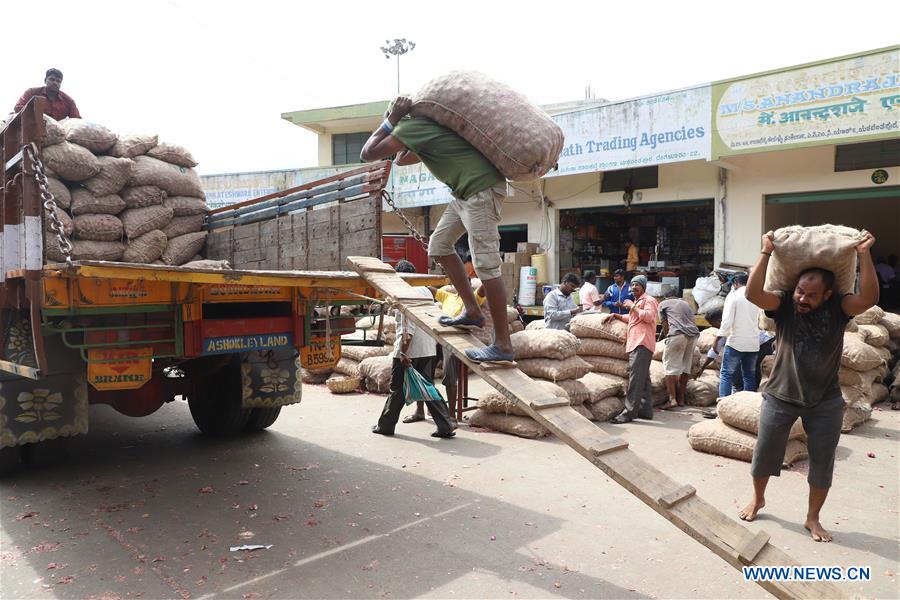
<box><xmin>403</xmin><ymin>366</ymin><xmax>444</xmax><ymax>406</ymax></box>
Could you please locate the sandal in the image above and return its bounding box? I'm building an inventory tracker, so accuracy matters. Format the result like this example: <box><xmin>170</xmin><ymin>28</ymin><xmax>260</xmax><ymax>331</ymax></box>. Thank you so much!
<box><xmin>402</xmin><ymin>413</ymin><xmax>426</xmax><ymax>424</ymax></box>
<box><xmin>662</xmin><ymin>400</ymin><xmax>678</xmax><ymax>410</ymax></box>
<box><xmin>438</xmin><ymin>314</ymin><xmax>485</xmax><ymax>330</ymax></box>
<box><xmin>464</xmin><ymin>345</ymin><xmax>515</xmax><ymax>364</ymax></box>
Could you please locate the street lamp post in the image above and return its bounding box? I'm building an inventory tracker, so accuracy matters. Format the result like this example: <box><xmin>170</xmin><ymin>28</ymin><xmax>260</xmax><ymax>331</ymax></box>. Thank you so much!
<box><xmin>380</xmin><ymin>38</ymin><xmax>416</xmax><ymax>94</ymax></box>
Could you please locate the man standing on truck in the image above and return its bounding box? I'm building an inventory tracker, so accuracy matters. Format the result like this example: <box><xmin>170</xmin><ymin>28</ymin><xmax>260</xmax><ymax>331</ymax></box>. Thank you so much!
<box><xmin>14</xmin><ymin>68</ymin><xmax>81</xmax><ymax>121</ymax></box>
<box><xmin>738</xmin><ymin>230</ymin><xmax>878</xmax><ymax>543</ymax></box>
<box><xmin>360</xmin><ymin>96</ymin><xmax>513</xmax><ymax>364</ymax></box>
<box><xmin>372</xmin><ymin>261</ymin><xmax>457</xmax><ymax>438</ymax></box>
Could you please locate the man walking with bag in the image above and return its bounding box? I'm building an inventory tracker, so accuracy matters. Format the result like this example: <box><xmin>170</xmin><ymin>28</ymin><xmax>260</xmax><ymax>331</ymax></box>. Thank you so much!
<box><xmin>372</xmin><ymin>261</ymin><xmax>456</xmax><ymax>438</ymax></box>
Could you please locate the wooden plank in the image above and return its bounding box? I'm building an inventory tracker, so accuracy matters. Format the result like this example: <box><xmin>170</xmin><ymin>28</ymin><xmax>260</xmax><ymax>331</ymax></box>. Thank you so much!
<box><xmin>346</xmin><ymin>255</ymin><xmax>846</xmax><ymax>600</ymax></box>
<box><xmin>657</xmin><ymin>484</ymin><xmax>697</xmax><ymax>509</ymax></box>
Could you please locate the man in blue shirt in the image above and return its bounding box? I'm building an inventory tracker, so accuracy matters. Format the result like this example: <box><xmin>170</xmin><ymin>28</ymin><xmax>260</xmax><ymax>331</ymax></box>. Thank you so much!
<box><xmin>603</xmin><ymin>269</ymin><xmax>634</xmax><ymax>314</ymax></box>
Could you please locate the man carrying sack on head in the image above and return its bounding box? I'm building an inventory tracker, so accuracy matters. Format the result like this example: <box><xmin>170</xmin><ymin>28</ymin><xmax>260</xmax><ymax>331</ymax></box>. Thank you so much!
<box><xmin>739</xmin><ymin>229</ymin><xmax>878</xmax><ymax>543</ymax></box>
<box><xmin>360</xmin><ymin>96</ymin><xmax>513</xmax><ymax>364</ymax></box>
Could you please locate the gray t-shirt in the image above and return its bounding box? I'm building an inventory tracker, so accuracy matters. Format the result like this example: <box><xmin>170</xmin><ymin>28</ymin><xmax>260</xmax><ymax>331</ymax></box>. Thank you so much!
<box><xmin>659</xmin><ymin>298</ymin><xmax>700</xmax><ymax>338</ymax></box>
<box><xmin>763</xmin><ymin>292</ymin><xmax>849</xmax><ymax>407</ymax></box>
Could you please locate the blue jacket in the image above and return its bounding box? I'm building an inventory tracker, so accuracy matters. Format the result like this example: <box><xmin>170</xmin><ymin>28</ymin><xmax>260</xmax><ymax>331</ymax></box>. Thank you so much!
<box><xmin>603</xmin><ymin>282</ymin><xmax>634</xmax><ymax>314</ymax></box>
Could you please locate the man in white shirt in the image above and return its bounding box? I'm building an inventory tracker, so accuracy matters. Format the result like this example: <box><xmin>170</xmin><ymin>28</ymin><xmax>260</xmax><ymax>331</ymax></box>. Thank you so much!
<box><xmin>373</xmin><ymin>261</ymin><xmax>456</xmax><ymax>438</ymax></box>
<box><xmin>718</xmin><ymin>272</ymin><xmax>761</xmax><ymax>397</ymax></box>
<box><xmin>543</xmin><ymin>273</ymin><xmax>583</xmax><ymax>330</ymax></box>
<box><xmin>580</xmin><ymin>271</ymin><xmax>603</xmax><ymax>311</ymax></box>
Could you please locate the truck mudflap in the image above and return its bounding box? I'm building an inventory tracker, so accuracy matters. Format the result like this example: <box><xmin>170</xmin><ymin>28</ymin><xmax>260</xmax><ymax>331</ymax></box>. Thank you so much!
<box><xmin>240</xmin><ymin>349</ymin><xmax>302</xmax><ymax>409</ymax></box>
<box><xmin>0</xmin><ymin>372</ymin><xmax>88</xmax><ymax>449</ymax></box>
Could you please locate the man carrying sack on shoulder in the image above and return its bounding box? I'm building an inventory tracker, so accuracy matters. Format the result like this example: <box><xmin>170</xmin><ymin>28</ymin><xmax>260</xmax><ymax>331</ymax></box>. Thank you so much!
<box><xmin>739</xmin><ymin>229</ymin><xmax>878</xmax><ymax>543</ymax></box>
<box><xmin>360</xmin><ymin>96</ymin><xmax>513</xmax><ymax>364</ymax></box>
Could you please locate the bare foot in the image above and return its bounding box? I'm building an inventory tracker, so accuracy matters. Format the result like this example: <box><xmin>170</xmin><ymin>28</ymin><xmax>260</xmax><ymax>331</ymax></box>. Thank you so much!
<box><xmin>739</xmin><ymin>499</ymin><xmax>765</xmax><ymax>521</ymax></box>
<box><xmin>805</xmin><ymin>519</ymin><xmax>833</xmax><ymax>542</ymax></box>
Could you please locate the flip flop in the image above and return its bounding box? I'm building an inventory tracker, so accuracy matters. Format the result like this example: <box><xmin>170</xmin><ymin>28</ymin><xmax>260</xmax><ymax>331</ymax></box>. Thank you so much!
<box><xmin>465</xmin><ymin>345</ymin><xmax>516</xmax><ymax>365</ymax></box>
<box><xmin>402</xmin><ymin>413</ymin><xmax>426</xmax><ymax>423</ymax></box>
<box><xmin>662</xmin><ymin>400</ymin><xmax>678</xmax><ymax>410</ymax></box>
<box><xmin>431</xmin><ymin>430</ymin><xmax>456</xmax><ymax>438</ymax></box>
<box><xmin>438</xmin><ymin>314</ymin><xmax>485</xmax><ymax>330</ymax></box>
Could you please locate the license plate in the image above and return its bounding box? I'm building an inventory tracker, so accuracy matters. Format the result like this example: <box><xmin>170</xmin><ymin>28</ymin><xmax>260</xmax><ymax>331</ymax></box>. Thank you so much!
<box><xmin>301</xmin><ymin>337</ymin><xmax>341</xmax><ymax>370</ymax></box>
<box><xmin>87</xmin><ymin>348</ymin><xmax>153</xmax><ymax>391</ymax></box>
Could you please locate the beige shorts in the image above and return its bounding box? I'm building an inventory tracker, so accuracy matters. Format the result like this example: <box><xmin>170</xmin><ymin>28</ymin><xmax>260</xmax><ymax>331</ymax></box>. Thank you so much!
<box><xmin>428</xmin><ymin>186</ymin><xmax>504</xmax><ymax>280</ymax></box>
<box><xmin>662</xmin><ymin>334</ymin><xmax>697</xmax><ymax>376</ymax></box>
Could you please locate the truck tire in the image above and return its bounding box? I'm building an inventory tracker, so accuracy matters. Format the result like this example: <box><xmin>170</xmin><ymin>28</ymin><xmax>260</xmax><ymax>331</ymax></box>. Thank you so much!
<box><xmin>0</xmin><ymin>446</ymin><xmax>21</xmax><ymax>475</ymax></box>
<box><xmin>244</xmin><ymin>407</ymin><xmax>282</xmax><ymax>432</ymax></box>
<box><xmin>187</xmin><ymin>357</ymin><xmax>251</xmax><ymax>436</ymax></box>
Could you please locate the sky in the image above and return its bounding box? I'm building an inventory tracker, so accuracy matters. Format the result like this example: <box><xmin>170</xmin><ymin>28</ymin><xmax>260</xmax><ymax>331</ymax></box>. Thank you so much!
<box><xmin>4</xmin><ymin>0</ymin><xmax>898</xmax><ymax>176</ymax></box>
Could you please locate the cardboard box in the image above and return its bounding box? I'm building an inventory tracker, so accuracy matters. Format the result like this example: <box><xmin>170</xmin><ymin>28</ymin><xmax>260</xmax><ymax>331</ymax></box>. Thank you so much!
<box><xmin>500</xmin><ymin>262</ymin><xmax>517</xmax><ymax>277</ymax></box>
<box><xmin>517</xmin><ymin>242</ymin><xmax>540</xmax><ymax>254</ymax></box>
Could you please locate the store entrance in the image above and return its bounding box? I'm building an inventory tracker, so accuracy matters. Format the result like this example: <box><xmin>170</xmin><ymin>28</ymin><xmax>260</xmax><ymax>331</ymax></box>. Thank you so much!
<box><xmin>558</xmin><ymin>200</ymin><xmax>715</xmax><ymax>290</ymax></box>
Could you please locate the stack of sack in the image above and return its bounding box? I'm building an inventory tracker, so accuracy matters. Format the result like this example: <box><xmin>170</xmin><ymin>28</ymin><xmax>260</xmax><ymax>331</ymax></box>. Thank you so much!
<box><xmin>653</xmin><ymin>336</ymin><xmax>719</xmax><ymax>406</ymax></box>
<box><xmin>688</xmin><ymin>392</ymin><xmax>808</xmax><ymax>465</ymax></box>
<box><xmin>468</xmin><ymin>379</ymin><xmax>565</xmax><ymax>439</ymax></box>
<box><xmin>837</xmin><ymin>306</ymin><xmax>896</xmax><ymax>431</ymax></box>
<box><xmin>325</xmin><ymin>344</ymin><xmax>392</xmax><ymax>394</ymax></box>
<box><xmin>469</xmin><ymin>307</ymin><xmax>525</xmax><ymax>347</ymax></box>
<box><xmin>39</xmin><ymin>115</ymin><xmax>208</xmax><ymax>265</ymax></box>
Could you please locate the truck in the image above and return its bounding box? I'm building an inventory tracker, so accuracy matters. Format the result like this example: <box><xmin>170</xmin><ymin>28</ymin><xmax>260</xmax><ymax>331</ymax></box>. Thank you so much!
<box><xmin>0</xmin><ymin>98</ymin><xmax>440</xmax><ymax>471</ymax></box>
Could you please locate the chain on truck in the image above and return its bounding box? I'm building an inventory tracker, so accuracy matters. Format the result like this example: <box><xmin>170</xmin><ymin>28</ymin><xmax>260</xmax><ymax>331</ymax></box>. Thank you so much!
<box><xmin>0</xmin><ymin>98</ymin><xmax>442</xmax><ymax>472</ymax></box>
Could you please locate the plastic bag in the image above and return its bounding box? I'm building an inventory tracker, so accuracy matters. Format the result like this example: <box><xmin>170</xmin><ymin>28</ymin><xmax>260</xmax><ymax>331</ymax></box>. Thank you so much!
<box><xmin>692</xmin><ymin>274</ymin><xmax>722</xmax><ymax>306</ymax></box>
<box><xmin>403</xmin><ymin>366</ymin><xmax>444</xmax><ymax>405</ymax></box>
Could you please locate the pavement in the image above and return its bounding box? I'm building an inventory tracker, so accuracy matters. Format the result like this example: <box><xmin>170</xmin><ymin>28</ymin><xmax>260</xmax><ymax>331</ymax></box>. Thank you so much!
<box><xmin>1</xmin><ymin>377</ymin><xmax>898</xmax><ymax>600</ymax></box>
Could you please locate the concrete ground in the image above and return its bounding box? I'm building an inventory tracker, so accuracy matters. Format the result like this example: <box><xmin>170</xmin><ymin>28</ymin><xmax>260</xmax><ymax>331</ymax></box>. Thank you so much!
<box><xmin>1</xmin><ymin>377</ymin><xmax>898</xmax><ymax>600</ymax></box>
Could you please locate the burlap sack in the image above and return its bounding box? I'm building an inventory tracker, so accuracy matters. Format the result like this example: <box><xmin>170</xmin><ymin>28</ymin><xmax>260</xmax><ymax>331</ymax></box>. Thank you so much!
<box><xmin>147</xmin><ymin>142</ymin><xmax>199</xmax><ymax>168</ymax></box>
<box><xmin>685</xmin><ymin>372</ymin><xmax>720</xmax><ymax>407</ymax></box>
<box><xmin>841</xmin><ymin>402</ymin><xmax>871</xmax><ymax>433</ymax></box>
<box><xmin>162</xmin><ymin>231</ymin><xmax>207</xmax><ymax>266</ymax></box>
<box><xmin>688</xmin><ymin>419</ymin><xmax>807</xmax><ymax>465</ymax></box>
<box><xmin>581</xmin><ymin>355</ymin><xmax>629</xmax><ymax>378</ymax></box>
<box><xmin>74</xmin><ymin>214</ymin><xmax>123</xmax><ymax>241</ymax></box>
<box><xmin>554</xmin><ymin>378</ymin><xmax>591</xmax><ymax>404</ymax></box>
<box><xmin>122</xmin><ymin>185</ymin><xmax>167</xmax><ymax>209</ymax></box>
<box><xmin>468</xmin><ymin>409</ymin><xmax>549</xmax><ymax>439</ymax></box>
<box><xmin>120</xmin><ymin>205</ymin><xmax>175</xmax><ymax>240</ymax></box>
<box><xmin>359</xmin><ymin>355</ymin><xmax>393</xmax><ymax>394</ymax></box>
<box><xmin>572</xmin><ymin>403</ymin><xmax>594</xmax><ymax>420</ymax></box>
<box><xmin>649</xmin><ymin>360</ymin><xmax>669</xmax><ymax>405</ymax></box>
<box><xmin>579</xmin><ymin>372</ymin><xmax>626</xmax><ymax>403</ymax></box>
<box><xmin>333</xmin><ymin>357</ymin><xmax>361</xmax><ymax>378</ymax></box>
<box><xmin>41</xmin><ymin>142</ymin><xmax>100</xmax><ymax>181</ymax></box>
<box><xmin>872</xmin><ymin>383</ymin><xmax>889</xmax><ymax>404</ymax></box>
<box><xmin>108</xmin><ymin>134</ymin><xmax>158</xmax><ymax>159</ymax></box>
<box><xmin>181</xmin><ymin>259</ymin><xmax>230</xmax><ymax>270</ymax></box>
<box><xmin>301</xmin><ymin>368</ymin><xmax>333</xmax><ymax>385</ymax></box>
<box><xmin>123</xmin><ymin>230</ymin><xmax>167</xmax><ymax>264</ymax></box>
<box><xmin>340</xmin><ymin>345</ymin><xmax>392</xmax><ymax>362</ymax></box>
<box><xmin>842</xmin><ymin>332</ymin><xmax>885</xmax><ymax>371</ymax></box>
<box><xmin>697</xmin><ymin>327</ymin><xmax>720</xmax><ymax>353</ymax></box>
<box><xmin>62</xmin><ymin>119</ymin><xmax>118</xmax><ymax>153</ymax></box>
<box><xmin>509</xmin><ymin>319</ymin><xmax>525</xmax><ymax>334</ymax></box>
<box><xmin>357</xmin><ymin>315</ymin><xmax>397</xmax><ymax>333</ymax></box>
<box><xmin>758</xmin><ymin>314</ymin><xmax>776</xmax><ymax>333</ymax></box>
<box><xmin>838</xmin><ymin>367</ymin><xmax>884</xmax><ymax>388</ymax></box>
<box><xmin>577</xmin><ymin>337</ymin><xmax>627</xmax><ymax>359</ymax></box>
<box><xmin>590</xmin><ymin>396</ymin><xmax>625</xmax><ymax>422</ymax></box>
<box><xmin>525</xmin><ymin>319</ymin><xmax>546</xmax><ymax>330</ymax></box>
<box><xmin>569</xmin><ymin>313</ymin><xmax>627</xmax><ymax>341</ymax></box>
<box><xmin>718</xmin><ymin>392</ymin><xmax>805</xmax><ymax>440</ymax></box>
<box><xmin>510</xmin><ymin>329</ymin><xmax>580</xmax><ymax>360</ymax></box>
<box><xmin>41</xmin><ymin>115</ymin><xmax>66</xmax><ymax>147</ymax></box>
<box><xmin>857</xmin><ymin>324</ymin><xmax>889</xmax><ymax>348</ymax></box>
<box><xmin>42</xmin><ymin>204</ymin><xmax>73</xmax><ymax>236</ymax></box>
<box><xmin>760</xmin><ymin>354</ymin><xmax>775</xmax><ymax>379</ymax></box>
<box><xmin>82</xmin><ymin>156</ymin><xmax>134</xmax><ymax>196</ymax></box>
<box><xmin>46</xmin><ymin>177</ymin><xmax>71</xmax><ymax>210</ymax></box>
<box><xmin>853</xmin><ymin>305</ymin><xmax>884</xmax><ymax>325</ymax></box>
<box><xmin>516</xmin><ymin>356</ymin><xmax>592</xmax><ymax>382</ymax></box>
<box><xmin>480</xmin><ymin>381</ymin><xmax>565</xmax><ymax>416</ymax></box>
<box><xmin>411</xmin><ymin>71</ymin><xmax>563</xmax><ymax>181</ymax></box>
<box><xmin>880</xmin><ymin>312</ymin><xmax>900</xmax><ymax>338</ymax></box>
<box><xmin>57</xmin><ymin>240</ymin><xmax>124</xmax><ymax>261</ymax></box>
<box><xmin>164</xmin><ymin>196</ymin><xmax>208</xmax><ymax>216</ymax></box>
<box><xmin>764</xmin><ymin>225</ymin><xmax>863</xmax><ymax>295</ymax></box>
<box><xmin>70</xmin><ymin>189</ymin><xmax>125</xmax><ymax>216</ymax></box>
<box><xmin>129</xmin><ymin>156</ymin><xmax>204</xmax><ymax>197</ymax></box>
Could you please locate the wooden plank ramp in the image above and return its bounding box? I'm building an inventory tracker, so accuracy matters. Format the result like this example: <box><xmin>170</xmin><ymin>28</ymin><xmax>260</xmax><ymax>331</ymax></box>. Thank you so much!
<box><xmin>348</xmin><ymin>256</ymin><xmax>845</xmax><ymax>600</ymax></box>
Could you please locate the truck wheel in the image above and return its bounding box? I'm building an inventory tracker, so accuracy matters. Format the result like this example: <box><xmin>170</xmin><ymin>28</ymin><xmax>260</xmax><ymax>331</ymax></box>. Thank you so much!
<box><xmin>187</xmin><ymin>357</ymin><xmax>251</xmax><ymax>436</ymax></box>
<box><xmin>244</xmin><ymin>407</ymin><xmax>282</xmax><ymax>432</ymax></box>
<box><xmin>0</xmin><ymin>446</ymin><xmax>22</xmax><ymax>475</ymax></box>
<box><xmin>20</xmin><ymin>438</ymin><xmax>71</xmax><ymax>468</ymax></box>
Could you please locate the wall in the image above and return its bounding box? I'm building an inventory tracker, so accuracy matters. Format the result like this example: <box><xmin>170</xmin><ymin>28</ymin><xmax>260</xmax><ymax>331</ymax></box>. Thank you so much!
<box><xmin>721</xmin><ymin>145</ymin><xmax>900</xmax><ymax>266</ymax></box>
